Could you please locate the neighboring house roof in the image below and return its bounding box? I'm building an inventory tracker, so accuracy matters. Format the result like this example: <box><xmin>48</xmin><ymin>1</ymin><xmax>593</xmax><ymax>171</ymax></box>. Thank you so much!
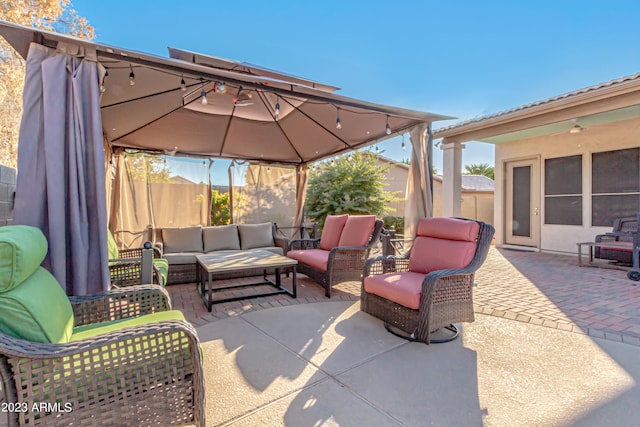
<box><xmin>170</xmin><ymin>175</ymin><xmax>195</xmax><ymax>184</ymax></box>
<box><xmin>434</xmin><ymin>175</ymin><xmax>495</xmax><ymax>192</ymax></box>
<box><xmin>374</xmin><ymin>154</ymin><xmax>410</xmax><ymax>170</ymax></box>
<box><xmin>433</xmin><ymin>72</ymin><xmax>640</xmax><ymax>144</ymax></box>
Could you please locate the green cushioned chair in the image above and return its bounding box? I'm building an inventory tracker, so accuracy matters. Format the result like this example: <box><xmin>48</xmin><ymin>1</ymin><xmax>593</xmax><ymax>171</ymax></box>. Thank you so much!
<box><xmin>108</xmin><ymin>229</ymin><xmax>169</xmax><ymax>287</ymax></box>
<box><xmin>0</xmin><ymin>225</ymin><xmax>205</xmax><ymax>427</ymax></box>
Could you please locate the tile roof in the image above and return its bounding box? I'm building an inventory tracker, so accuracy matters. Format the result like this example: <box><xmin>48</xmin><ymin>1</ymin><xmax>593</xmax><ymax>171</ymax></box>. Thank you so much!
<box><xmin>435</xmin><ymin>72</ymin><xmax>640</xmax><ymax>134</ymax></box>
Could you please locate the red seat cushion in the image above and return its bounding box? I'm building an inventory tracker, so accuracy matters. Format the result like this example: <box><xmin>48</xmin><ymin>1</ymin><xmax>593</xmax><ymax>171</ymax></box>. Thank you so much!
<box><xmin>287</xmin><ymin>249</ymin><xmax>329</xmax><ymax>271</ymax></box>
<box><xmin>338</xmin><ymin>215</ymin><xmax>376</xmax><ymax>247</ymax></box>
<box><xmin>319</xmin><ymin>214</ymin><xmax>349</xmax><ymax>250</ymax></box>
<box><xmin>364</xmin><ymin>271</ymin><xmax>426</xmax><ymax>310</ymax></box>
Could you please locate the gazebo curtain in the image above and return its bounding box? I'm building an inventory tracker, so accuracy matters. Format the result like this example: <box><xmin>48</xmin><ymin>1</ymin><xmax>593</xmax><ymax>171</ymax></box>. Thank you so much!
<box><xmin>404</xmin><ymin>124</ymin><xmax>434</xmax><ymax>243</ymax></box>
<box><xmin>13</xmin><ymin>42</ymin><xmax>109</xmax><ymax>295</ymax></box>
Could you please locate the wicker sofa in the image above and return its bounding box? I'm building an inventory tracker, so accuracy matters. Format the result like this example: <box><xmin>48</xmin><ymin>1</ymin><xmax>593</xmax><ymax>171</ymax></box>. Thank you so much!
<box><xmin>148</xmin><ymin>223</ymin><xmax>288</xmax><ymax>284</ymax></box>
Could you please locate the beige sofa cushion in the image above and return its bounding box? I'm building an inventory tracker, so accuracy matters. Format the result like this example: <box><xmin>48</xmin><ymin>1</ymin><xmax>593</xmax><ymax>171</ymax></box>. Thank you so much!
<box><xmin>203</xmin><ymin>225</ymin><xmax>241</xmax><ymax>252</ymax></box>
<box><xmin>238</xmin><ymin>223</ymin><xmax>274</xmax><ymax>250</ymax></box>
<box><xmin>162</xmin><ymin>226</ymin><xmax>203</xmax><ymax>253</ymax></box>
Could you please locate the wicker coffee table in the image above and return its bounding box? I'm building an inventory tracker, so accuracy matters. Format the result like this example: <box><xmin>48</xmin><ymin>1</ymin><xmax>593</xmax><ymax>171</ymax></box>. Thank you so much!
<box><xmin>196</xmin><ymin>250</ymin><xmax>297</xmax><ymax>311</ymax></box>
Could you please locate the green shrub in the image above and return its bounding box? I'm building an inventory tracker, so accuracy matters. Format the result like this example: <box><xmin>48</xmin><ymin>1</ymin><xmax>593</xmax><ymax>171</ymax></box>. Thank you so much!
<box><xmin>305</xmin><ymin>151</ymin><xmax>400</xmax><ymax>227</ymax></box>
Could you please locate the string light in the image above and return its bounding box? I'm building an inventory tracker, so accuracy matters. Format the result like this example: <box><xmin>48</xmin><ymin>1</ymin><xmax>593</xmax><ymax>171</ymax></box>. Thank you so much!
<box><xmin>336</xmin><ymin>107</ymin><xmax>342</xmax><ymax>130</ymax></box>
<box><xmin>274</xmin><ymin>96</ymin><xmax>280</xmax><ymax>120</ymax></box>
<box><xmin>129</xmin><ymin>65</ymin><xmax>135</xmax><ymax>86</ymax></box>
<box><xmin>100</xmin><ymin>69</ymin><xmax>108</xmax><ymax>93</ymax></box>
<box><xmin>214</xmin><ymin>81</ymin><xmax>226</xmax><ymax>94</ymax></box>
<box><xmin>200</xmin><ymin>81</ymin><xmax>208</xmax><ymax>105</ymax></box>
<box><xmin>385</xmin><ymin>115</ymin><xmax>392</xmax><ymax>135</ymax></box>
<box><xmin>180</xmin><ymin>75</ymin><xmax>186</xmax><ymax>91</ymax></box>
<box><xmin>401</xmin><ymin>134</ymin><xmax>406</xmax><ymax>151</ymax></box>
<box><xmin>375</xmin><ymin>145</ymin><xmax>379</xmax><ymax>154</ymax></box>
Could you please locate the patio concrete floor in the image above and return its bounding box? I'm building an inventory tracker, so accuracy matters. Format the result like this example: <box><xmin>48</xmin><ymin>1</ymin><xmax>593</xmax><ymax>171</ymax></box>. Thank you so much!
<box><xmin>165</xmin><ymin>247</ymin><xmax>640</xmax><ymax>426</ymax></box>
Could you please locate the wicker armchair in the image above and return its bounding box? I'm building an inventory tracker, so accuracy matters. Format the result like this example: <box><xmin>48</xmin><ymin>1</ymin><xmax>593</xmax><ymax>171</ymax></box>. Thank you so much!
<box><xmin>361</xmin><ymin>217</ymin><xmax>495</xmax><ymax>344</ymax></box>
<box><xmin>0</xmin><ymin>226</ymin><xmax>205</xmax><ymax>427</ymax></box>
<box><xmin>108</xmin><ymin>230</ymin><xmax>168</xmax><ymax>287</ymax></box>
<box><xmin>594</xmin><ymin>214</ymin><xmax>640</xmax><ymax>265</ymax></box>
<box><xmin>288</xmin><ymin>215</ymin><xmax>384</xmax><ymax>298</ymax></box>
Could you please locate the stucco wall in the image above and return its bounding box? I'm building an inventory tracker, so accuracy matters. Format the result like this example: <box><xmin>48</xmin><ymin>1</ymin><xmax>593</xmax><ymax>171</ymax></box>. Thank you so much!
<box><xmin>494</xmin><ymin>115</ymin><xmax>640</xmax><ymax>253</ymax></box>
<box><xmin>380</xmin><ymin>158</ymin><xmax>495</xmax><ymax>223</ymax></box>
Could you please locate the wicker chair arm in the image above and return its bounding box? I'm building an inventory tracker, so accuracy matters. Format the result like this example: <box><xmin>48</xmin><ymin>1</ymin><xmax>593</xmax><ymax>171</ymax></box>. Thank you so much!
<box><xmin>69</xmin><ymin>284</ymin><xmax>172</xmax><ymax>326</ymax></box>
<box><xmin>119</xmin><ymin>245</ymin><xmax>163</xmax><ymax>258</ymax></box>
<box><xmin>0</xmin><ymin>320</ymin><xmax>205</xmax><ymax>427</ymax></box>
<box><xmin>274</xmin><ymin>235</ymin><xmax>290</xmax><ymax>254</ymax></box>
<box><xmin>0</xmin><ymin>319</ymin><xmax>196</xmax><ymax>359</ymax></box>
<box><xmin>289</xmin><ymin>238</ymin><xmax>321</xmax><ymax>250</ymax></box>
<box><xmin>364</xmin><ymin>255</ymin><xmax>410</xmax><ymax>276</ymax></box>
<box><xmin>116</xmin><ymin>247</ymin><xmax>143</xmax><ymax>258</ymax></box>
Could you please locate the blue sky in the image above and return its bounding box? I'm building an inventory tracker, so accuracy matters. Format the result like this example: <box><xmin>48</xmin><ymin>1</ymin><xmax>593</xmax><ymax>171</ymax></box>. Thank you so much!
<box><xmin>73</xmin><ymin>0</ymin><xmax>640</xmax><ymax>180</ymax></box>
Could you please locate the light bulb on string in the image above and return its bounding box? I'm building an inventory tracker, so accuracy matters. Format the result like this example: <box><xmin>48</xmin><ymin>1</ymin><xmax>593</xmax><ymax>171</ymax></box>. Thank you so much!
<box><xmin>129</xmin><ymin>65</ymin><xmax>135</xmax><ymax>86</ymax></box>
<box><xmin>201</xmin><ymin>88</ymin><xmax>208</xmax><ymax>105</ymax></box>
<box><xmin>385</xmin><ymin>115</ymin><xmax>392</xmax><ymax>135</ymax></box>
<box><xmin>375</xmin><ymin>145</ymin><xmax>379</xmax><ymax>154</ymax></box>
<box><xmin>274</xmin><ymin>96</ymin><xmax>280</xmax><ymax>120</ymax></box>
<box><xmin>100</xmin><ymin>69</ymin><xmax>109</xmax><ymax>93</ymax></box>
<box><xmin>401</xmin><ymin>134</ymin><xmax>406</xmax><ymax>151</ymax></box>
<box><xmin>180</xmin><ymin>75</ymin><xmax>186</xmax><ymax>91</ymax></box>
<box><xmin>336</xmin><ymin>107</ymin><xmax>342</xmax><ymax>130</ymax></box>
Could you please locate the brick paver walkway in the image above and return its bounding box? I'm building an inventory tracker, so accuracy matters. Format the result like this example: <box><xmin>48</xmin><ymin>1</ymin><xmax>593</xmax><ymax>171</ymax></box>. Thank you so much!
<box><xmin>168</xmin><ymin>247</ymin><xmax>640</xmax><ymax>345</ymax></box>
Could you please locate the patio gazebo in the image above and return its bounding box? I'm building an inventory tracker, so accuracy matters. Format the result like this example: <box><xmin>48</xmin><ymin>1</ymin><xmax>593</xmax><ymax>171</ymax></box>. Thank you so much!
<box><xmin>0</xmin><ymin>20</ymin><xmax>453</xmax><ymax>294</ymax></box>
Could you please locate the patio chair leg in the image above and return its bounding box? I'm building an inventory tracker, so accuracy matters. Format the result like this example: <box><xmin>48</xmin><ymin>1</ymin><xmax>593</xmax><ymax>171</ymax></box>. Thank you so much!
<box><xmin>384</xmin><ymin>323</ymin><xmax>459</xmax><ymax>344</ymax></box>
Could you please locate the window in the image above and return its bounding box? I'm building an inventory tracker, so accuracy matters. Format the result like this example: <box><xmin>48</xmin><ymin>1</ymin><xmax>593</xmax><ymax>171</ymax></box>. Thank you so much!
<box><xmin>544</xmin><ymin>155</ymin><xmax>582</xmax><ymax>225</ymax></box>
<box><xmin>592</xmin><ymin>148</ymin><xmax>640</xmax><ymax>227</ymax></box>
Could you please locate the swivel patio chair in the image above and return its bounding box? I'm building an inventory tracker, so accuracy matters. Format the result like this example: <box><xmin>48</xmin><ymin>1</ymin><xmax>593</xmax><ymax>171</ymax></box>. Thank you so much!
<box><xmin>0</xmin><ymin>225</ymin><xmax>205</xmax><ymax>426</ymax></box>
<box><xmin>361</xmin><ymin>217</ymin><xmax>494</xmax><ymax>344</ymax></box>
<box><xmin>288</xmin><ymin>215</ymin><xmax>384</xmax><ymax>298</ymax></box>
<box><xmin>108</xmin><ymin>228</ymin><xmax>169</xmax><ymax>287</ymax></box>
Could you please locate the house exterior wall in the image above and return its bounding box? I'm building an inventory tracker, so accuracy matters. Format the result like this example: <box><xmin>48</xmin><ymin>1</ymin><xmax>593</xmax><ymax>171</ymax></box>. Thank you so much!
<box><xmin>494</xmin><ymin>116</ymin><xmax>640</xmax><ymax>253</ymax></box>
<box><xmin>381</xmin><ymin>158</ymin><xmax>495</xmax><ymax>224</ymax></box>
<box><xmin>379</xmin><ymin>160</ymin><xmax>408</xmax><ymax>218</ymax></box>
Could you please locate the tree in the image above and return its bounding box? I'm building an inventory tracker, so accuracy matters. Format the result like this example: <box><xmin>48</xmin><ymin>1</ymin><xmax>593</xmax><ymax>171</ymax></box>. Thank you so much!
<box><xmin>210</xmin><ymin>190</ymin><xmax>231</xmax><ymax>225</ymax></box>
<box><xmin>124</xmin><ymin>153</ymin><xmax>171</xmax><ymax>183</ymax></box>
<box><xmin>0</xmin><ymin>1</ymin><xmax>93</xmax><ymax>168</ymax></box>
<box><xmin>464</xmin><ymin>163</ymin><xmax>494</xmax><ymax>180</ymax></box>
<box><xmin>305</xmin><ymin>151</ymin><xmax>399</xmax><ymax>227</ymax></box>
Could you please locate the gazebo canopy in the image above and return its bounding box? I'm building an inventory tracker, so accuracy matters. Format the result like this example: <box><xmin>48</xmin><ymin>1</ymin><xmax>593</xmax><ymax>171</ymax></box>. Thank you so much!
<box><xmin>0</xmin><ymin>20</ymin><xmax>453</xmax><ymax>165</ymax></box>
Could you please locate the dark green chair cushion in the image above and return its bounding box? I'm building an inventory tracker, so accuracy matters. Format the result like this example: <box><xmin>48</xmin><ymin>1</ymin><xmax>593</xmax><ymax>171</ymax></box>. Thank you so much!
<box><xmin>0</xmin><ymin>266</ymin><xmax>74</xmax><ymax>343</ymax></box>
<box><xmin>71</xmin><ymin>310</ymin><xmax>186</xmax><ymax>341</ymax></box>
<box><xmin>153</xmin><ymin>258</ymin><xmax>169</xmax><ymax>286</ymax></box>
<box><xmin>0</xmin><ymin>225</ymin><xmax>48</xmax><ymax>293</ymax></box>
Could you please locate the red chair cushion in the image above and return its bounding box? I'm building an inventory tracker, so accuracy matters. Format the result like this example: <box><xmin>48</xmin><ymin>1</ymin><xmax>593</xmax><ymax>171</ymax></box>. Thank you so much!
<box><xmin>364</xmin><ymin>271</ymin><xmax>426</xmax><ymax>310</ymax></box>
<box><xmin>408</xmin><ymin>218</ymin><xmax>480</xmax><ymax>274</ymax></box>
<box><xmin>408</xmin><ymin>237</ymin><xmax>477</xmax><ymax>274</ymax></box>
<box><xmin>287</xmin><ymin>249</ymin><xmax>329</xmax><ymax>271</ymax></box>
<box><xmin>417</xmin><ymin>217</ymin><xmax>480</xmax><ymax>241</ymax></box>
<box><xmin>338</xmin><ymin>215</ymin><xmax>376</xmax><ymax>247</ymax></box>
<box><xmin>319</xmin><ymin>214</ymin><xmax>349</xmax><ymax>250</ymax></box>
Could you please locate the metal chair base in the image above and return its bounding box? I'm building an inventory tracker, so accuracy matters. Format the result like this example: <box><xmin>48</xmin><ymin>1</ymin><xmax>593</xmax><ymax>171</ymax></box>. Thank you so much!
<box><xmin>384</xmin><ymin>323</ymin><xmax>459</xmax><ymax>344</ymax></box>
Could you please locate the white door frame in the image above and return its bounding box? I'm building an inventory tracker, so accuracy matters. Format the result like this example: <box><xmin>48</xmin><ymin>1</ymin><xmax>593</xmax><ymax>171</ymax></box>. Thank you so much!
<box><xmin>504</xmin><ymin>157</ymin><xmax>540</xmax><ymax>247</ymax></box>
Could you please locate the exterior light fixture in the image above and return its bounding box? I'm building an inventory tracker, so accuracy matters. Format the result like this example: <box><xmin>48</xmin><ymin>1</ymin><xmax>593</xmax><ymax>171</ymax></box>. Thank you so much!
<box><xmin>401</xmin><ymin>134</ymin><xmax>406</xmax><ymax>151</ymax></box>
<box><xmin>180</xmin><ymin>75</ymin><xmax>186</xmax><ymax>91</ymax></box>
<box><xmin>385</xmin><ymin>115</ymin><xmax>392</xmax><ymax>135</ymax></box>
<box><xmin>274</xmin><ymin>96</ymin><xmax>280</xmax><ymax>120</ymax></box>
<box><xmin>569</xmin><ymin>124</ymin><xmax>583</xmax><ymax>134</ymax></box>
<box><xmin>336</xmin><ymin>107</ymin><xmax>342</xmax><ymax>129</ymax></box>
<box><xmin>129</xmin><ymin>65</ymin><xmax>135</xmax><ymax>86</ymax></box>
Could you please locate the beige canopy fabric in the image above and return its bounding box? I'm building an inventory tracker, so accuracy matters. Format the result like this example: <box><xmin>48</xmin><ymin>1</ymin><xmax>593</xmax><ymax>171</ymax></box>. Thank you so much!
<box><xmin>0</xmin><ymin>20</ymin><xmax>452</xmax><ymax>166</ymax></box>
<box><xmin>1</xmin><ymin>20</ymin><xmax>453</xmax><ymax>245</ymax></box>
<box><xmin>404</xmin><ymin>124</ymin><xmax>434</xmax><ymax>244</ymax></box>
